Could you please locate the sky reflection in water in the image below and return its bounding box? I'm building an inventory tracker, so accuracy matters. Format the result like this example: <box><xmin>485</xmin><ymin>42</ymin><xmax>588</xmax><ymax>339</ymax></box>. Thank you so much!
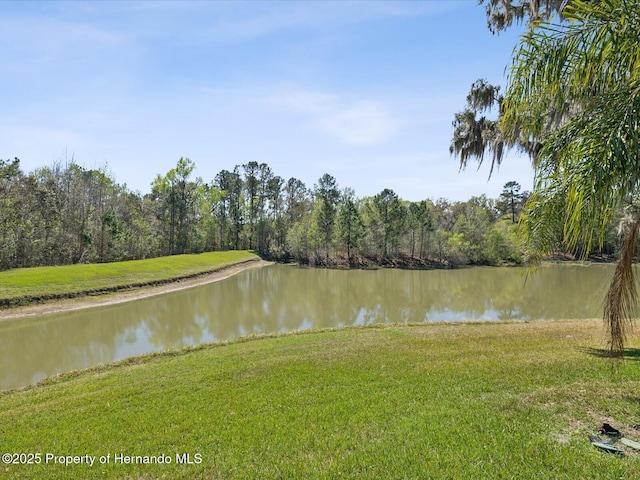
<box><xmin>1</xmin><ymin>263</ymin><xmax>617</xmax><ymax>390</ymax></box>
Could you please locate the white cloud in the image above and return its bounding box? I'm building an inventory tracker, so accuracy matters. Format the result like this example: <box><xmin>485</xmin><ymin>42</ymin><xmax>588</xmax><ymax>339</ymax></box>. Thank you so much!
<box><xmin>111</xmin><ymin>1</ymin><xmax>456</xmax><ymax>44</ymax></box>
<box><xmin>270</xmin><ymin>88</ymin><xmax>401</xmax><ymax>146</ymax></box>
<box><xmin>318</xmin><ymin>100</ymin><xmax>399</xmax><ymax>145</ymax></box>
<box><xmin>0</xmin><ymin>16</ymin><xmax>124</xmax><ymax>58</ymax></box>
<box><xmin>0</xmin><ymin>1</ymin><xmax>528</xmax><ymax>201</ymax></box>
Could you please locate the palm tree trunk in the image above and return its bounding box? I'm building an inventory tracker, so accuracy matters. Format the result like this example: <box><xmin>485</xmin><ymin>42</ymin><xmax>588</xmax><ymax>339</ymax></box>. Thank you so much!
<box><xmin>604</xmin><ymin>215</ymin><xmax>640</xmax><ymax>357</ymax></box>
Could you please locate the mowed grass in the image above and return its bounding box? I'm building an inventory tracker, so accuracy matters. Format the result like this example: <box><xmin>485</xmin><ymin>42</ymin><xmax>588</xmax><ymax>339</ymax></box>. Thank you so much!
<box><xmin>2</xmin><ymin>319</ymin><xmax>640</xmax><ymax>479</ymax></box>
<box><xmin>0</xmin><ymin>250</ymin><xmax>258</xmax><ymax>302</ymax></box>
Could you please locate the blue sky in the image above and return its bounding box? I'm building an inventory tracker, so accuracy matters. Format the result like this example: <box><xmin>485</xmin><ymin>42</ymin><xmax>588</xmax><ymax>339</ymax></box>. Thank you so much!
<box><xmin>0</xmin><ymin>0</ymin><xmax>531</xmax><ymax>201</ymax></box>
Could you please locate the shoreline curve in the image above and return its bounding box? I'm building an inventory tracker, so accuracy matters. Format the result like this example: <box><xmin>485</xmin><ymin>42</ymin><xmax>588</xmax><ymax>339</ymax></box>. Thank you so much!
<box><xmin>0</xmin><ymin>259</ymin><xmax>272</xmax><ymax>321</ymax></box>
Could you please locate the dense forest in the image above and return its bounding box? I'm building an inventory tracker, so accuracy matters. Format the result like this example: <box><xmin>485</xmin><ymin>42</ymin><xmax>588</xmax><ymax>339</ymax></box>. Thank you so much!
<box><xmin>0</xmin><ymin>156</ymin><xmax>620</xmax><ymax>271</ymax></box>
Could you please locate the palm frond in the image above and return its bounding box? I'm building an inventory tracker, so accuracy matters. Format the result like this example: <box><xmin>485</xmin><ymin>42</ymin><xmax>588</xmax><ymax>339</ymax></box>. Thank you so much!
<box><xmin>502</xmin><ymin>0</ymin><xmax>640</xmax><ymax>142</ymax></box>
<box><xmin>518</xmin><ymin>82</ymin><xmax>640</xmax><ymax>261</ymax></box>
<box><xmin>604</xmin><ymin>214</ymin><xmax>640</xmax><ymax>357</ymax></box>
<box><xmin>501</xmin><ymin>0</ymin><xmax>640</xmax><ymax>354</ymax></box>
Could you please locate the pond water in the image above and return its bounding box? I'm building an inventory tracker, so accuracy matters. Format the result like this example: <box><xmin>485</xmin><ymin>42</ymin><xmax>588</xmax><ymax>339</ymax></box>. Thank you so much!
<box><xmin>0</xmin><ymin>263</ymin><xmax>618</xmax><ymax>390</ymax></box>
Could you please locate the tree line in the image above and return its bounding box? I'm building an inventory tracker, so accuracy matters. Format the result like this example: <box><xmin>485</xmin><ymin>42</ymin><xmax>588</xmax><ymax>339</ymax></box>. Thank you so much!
<box><xmin>0</xmin><ymin>156</ymin><xmax>621</xmax><ymax>271</ymax></box>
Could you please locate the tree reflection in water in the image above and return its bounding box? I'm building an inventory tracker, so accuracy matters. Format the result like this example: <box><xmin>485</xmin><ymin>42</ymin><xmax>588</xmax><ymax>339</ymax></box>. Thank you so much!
<box><xmin>0</xmin><ymin>263</ymin><xmax>622</xmax><ymax>390</ymax></box>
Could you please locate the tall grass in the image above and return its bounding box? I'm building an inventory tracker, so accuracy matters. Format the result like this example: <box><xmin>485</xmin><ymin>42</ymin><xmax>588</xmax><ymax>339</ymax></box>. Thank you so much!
<box><xmin>1</xmin><ymin>319</ymin><xmax>639</xmax><ymax>479</ymax></box>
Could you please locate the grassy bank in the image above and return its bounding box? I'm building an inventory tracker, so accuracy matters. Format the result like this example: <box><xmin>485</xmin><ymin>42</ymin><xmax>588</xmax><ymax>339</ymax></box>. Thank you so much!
<box><xmin>2</xmin><ymin>319</ymin><xmax>639</xmax><ymax>479</ymax></box>
<box><xmin>0</xmin><ymin>250</ymin><xmax>259</xmax><ymax>307</ymax></box>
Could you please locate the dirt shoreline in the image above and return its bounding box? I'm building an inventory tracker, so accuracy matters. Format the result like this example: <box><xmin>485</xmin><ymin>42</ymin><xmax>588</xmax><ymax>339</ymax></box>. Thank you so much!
<box><xmin>0</xmin><ymin>259</ymin><xmax>272</xmax><ymax>321</ymax></box>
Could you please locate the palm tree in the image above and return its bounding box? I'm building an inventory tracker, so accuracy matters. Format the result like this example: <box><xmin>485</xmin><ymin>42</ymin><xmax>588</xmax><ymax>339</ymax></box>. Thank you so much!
<box><xmin>501</xmin><ymin>0</ymin><xmax>640</xmax><ymax>356</ymax></box>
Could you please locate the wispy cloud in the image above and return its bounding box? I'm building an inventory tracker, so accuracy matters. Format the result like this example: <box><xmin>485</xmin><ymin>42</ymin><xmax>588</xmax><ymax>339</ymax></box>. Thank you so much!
<box><xmin>109</xmin><ymin>1</ymin><xmax>456</xmax><ymax>44</ymax></box>
<box><xmin>0</xmin><ymin>1</ymin><xmax>530</xmax><ymax>201</ymax></box>
<box><xmin>318</xmin><ymin>100</ymin><xmax>400</xmax><ymax>146</ymax></box>
<box><xmin>271</xmin><ymin>88</ymin><xmax>401</xmax><ymax>146</ymax></box>
<box><xmin>0</xmin><ymin>15</ymin><xmax>125</xmax><ymax>58</ymax></box>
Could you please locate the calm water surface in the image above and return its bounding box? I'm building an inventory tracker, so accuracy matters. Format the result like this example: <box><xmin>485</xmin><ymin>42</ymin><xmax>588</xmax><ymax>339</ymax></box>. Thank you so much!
<box><xmin>1</xmin><ymin>263</ymin><xmax>618</xmax><ymax>390</ymax></box>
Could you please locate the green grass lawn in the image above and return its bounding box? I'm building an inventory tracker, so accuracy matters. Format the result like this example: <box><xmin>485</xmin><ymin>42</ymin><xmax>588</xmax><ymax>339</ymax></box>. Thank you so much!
<box><xmin>0</xmin><ymin>250</ymin><xmax>258</xmax><ymax>304</ymax></box>
<box><xmin>2</xmin><ymin>319</ymin><xmax>639</xmax><ymax>479</ymax></box>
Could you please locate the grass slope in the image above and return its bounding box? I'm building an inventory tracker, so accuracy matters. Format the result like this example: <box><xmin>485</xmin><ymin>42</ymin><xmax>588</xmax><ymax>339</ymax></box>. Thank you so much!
<box><xmin>0</xmin><ymin>250</ymin><xmax>258</xmax><ymax>305</ymax></box>
<box><xmin>2</xmin><ymin>320</ymin><xmax>640</xmax><ymax>479</ymax></box>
